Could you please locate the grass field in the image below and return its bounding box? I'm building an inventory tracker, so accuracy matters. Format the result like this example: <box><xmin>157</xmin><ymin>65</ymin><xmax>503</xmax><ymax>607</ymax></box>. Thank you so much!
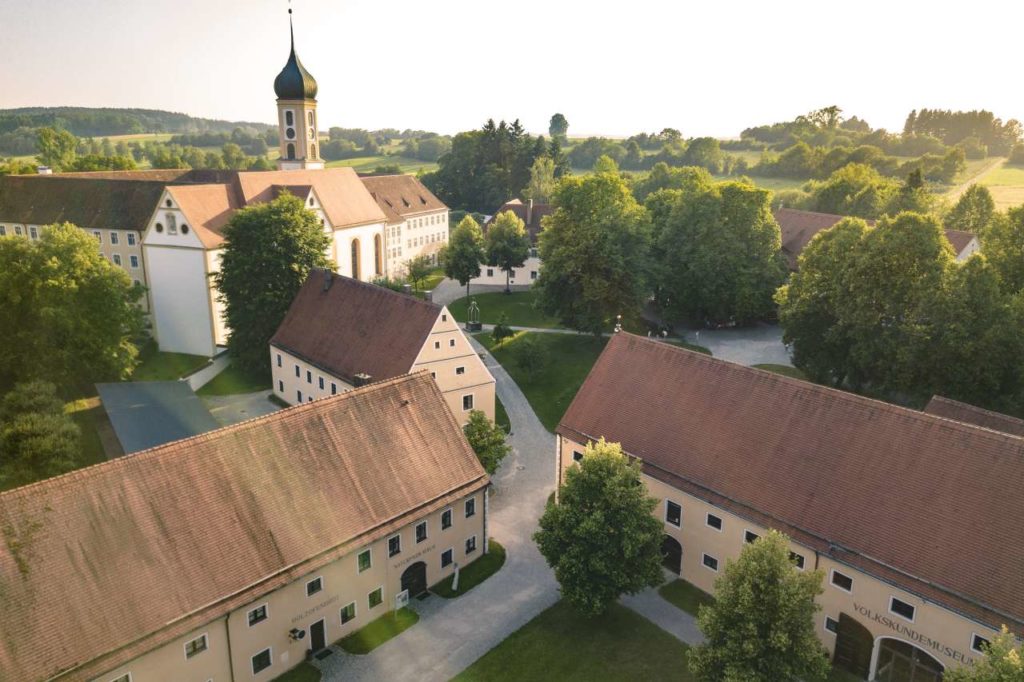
<box><xmin>324</xmin><ymin>155</ymin><xmax>437</xmax><ymax>175</ymax></box>
<box><xmin>338</xmin><ymin>608</ymin><xmax>419</xmax><ymax>654</ymax></box>
<box><xmin>450</xmin><ymin>291</ymin><xmax>560</xmax><ymax>329</ymax></box>
<box><xmin>474</xmin><ymin>332</ymin><xmax>607</xmax><ymax>432</ymax></box>
<box><xmin>431</xmin><ymin>540</ymin><xmax>506</xmax><ymax>598</ymax></box>
<box><xmin>196</xmin><ymin>364</ymin><xmax>270</xmax><ymax>396</ymax></box>
<box><xmin>271</xmin><ymin>662</ymin><xmax>321</xmax><ymax>682</ymax></box>
<box><xmin>495</xmin><ymin>395</ymin><xmax>511</xmax><ymax>432</ymax></box>
<box><xmin>980</xmin><ymin>160</ymin><xmax>1024</xmax><ymax>209</ymax></box>
<box><xmin>454</xmin><ymin>601</ymin><xmax>697</xmax><ymax>681</ymax></box>
<box><xmin>131</xmin><ymin>342</ymin><xmax>208</xmax><ymax>381</ymax></box>
<box><xmin>659</xmin><ymin>579</ymin><xmax>716</xmax><ymax>617</ymax></box>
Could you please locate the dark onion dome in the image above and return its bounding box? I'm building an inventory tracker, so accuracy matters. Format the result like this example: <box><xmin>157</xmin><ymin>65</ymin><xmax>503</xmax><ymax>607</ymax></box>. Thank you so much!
<box><xmin>274</xmin><ymin>12</ymin><xmax>318</xmax><ymax>100</ymax></box>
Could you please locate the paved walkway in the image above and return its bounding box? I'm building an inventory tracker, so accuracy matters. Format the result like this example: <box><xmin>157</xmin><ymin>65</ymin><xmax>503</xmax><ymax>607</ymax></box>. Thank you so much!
<box><xmin>429</xmin><ymin>277</ymin><xmax>532</xmax><ymax>306</ymax></box>
<box><xmin>201</xmin><ymin>390</ymin><xmax>280</xmax><ymax>427</ymax></box>
<box><xmin>621</xmin><ymin>582</ymin><xmax>704</xmax><ymax>646</ymax></box>
<box><xmin>681</xmin><ymin>323</ymin><xmax>792</xmax><ymax>367</ymax></box>
<box><xmin>314</xmin><ymin>336</ymin><xmax>559</xmax><ymax>681</ymax></box>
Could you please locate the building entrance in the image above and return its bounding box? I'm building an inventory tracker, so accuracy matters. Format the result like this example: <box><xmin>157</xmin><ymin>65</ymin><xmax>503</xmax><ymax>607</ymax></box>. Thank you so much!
<box><xmin>401</xmin><ymin>561</ymin><xmax>427</xmax><ymax>597</ymax></box>
<box><xmin>875</xmin><ymin>638</ymin><xmax>944</xmax><ymax>682</ymax></box>
<box><xmin>309</xmin><ymin>618</ymin><xmax>326</xmax><ymax>653</ymax></box>
<box><xmin>661</xmin><ymin>535</ymin><xmax>682</xmax><ymax>574</ymax></box>
<box><xmin>834</xmin><ymin>613</ymin><xmax>873</xmax><ymax>679</ymax></box>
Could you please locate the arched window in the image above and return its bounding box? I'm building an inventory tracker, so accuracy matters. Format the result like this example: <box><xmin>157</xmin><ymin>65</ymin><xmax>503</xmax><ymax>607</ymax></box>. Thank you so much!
<box><xmin>286</xmin><ymin>143</ymin><xmax>295</xmax><ymax>160</ymax></box>
<box><xmin>308</xmin><ymin>111</ymin><xmax>314</xmax><ymax>127</ymax></box>
<box><xmin>285</xmin><ymin>110</ymin><xmax>294</xmax><ymax>126</ymax></box>
<box><xmin>310</xmin><ymin>143</ymin><xmax>316</xmax><ymax>159</ymax></box>
<box><xmin>374</xmin><ymin>234</ymin><xmax>383</xmax><ymax>276</ymax></box>
<box><xmin>351</xmin><ymin>239</ymin><xmax>361</xmax><ymax>280</ymax></box>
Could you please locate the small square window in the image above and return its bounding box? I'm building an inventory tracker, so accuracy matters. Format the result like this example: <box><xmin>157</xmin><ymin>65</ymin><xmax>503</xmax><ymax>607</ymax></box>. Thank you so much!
<box><xmin>449</xmin><ymin>339</ymin><xmax>456</xmax><ymax>347</ymax></box>
<box><xmin>388</xmin><ymin>535</ymin><xmax>401</xmax><ymax>557</ymax></box>
<box><xmin>276</xmin><ymin>354</ymin><xmax>282</xmax><ymax>367</ymax></box>
<box><xmin>251</xmin><ymin>648</ymin><xmax>272</xmax><ymax>674</ymax></box>
<box><xmin>368</xmin><ymin>587</ymin><xmax>383</xmax><ymax>609</ymax></box>
<box><xmin>486</xmin><ymin>268</ymin><xmax>494</xmax><ymax>277</ymax></box>
<box><xmin>531</xmin><ymin>271</ymin><xmax>538</xmax><ymax>280</ymax></box>
<box><xmin>434</xmin><ymin>341</ymin><xmax>440</xmax><ymax>350</ymax></box>
<box><xmin>889</xmin><ymin>597</ymin><xmax>915</xmax><ymax>622</ymax></box>
<box><xmin>29</xmin><ymin>226</ymin><xmax>38</xmax><ymax>239</ymax></box>
<box><xmin>110</xmin><ymin>231</ymin><xmax>119</xmax><ymax>245</ymax></box>
<box><xmin>247</xmin><ymin>604</ymin><xmax>268</xmax><ymax>626</ymax></box>
<box><xmin>465</xmin><ymin>536</ymin><xmax>477</xmax><ymax>554</ymax></box>
<box><xmin>306</xmin><ymin>576</ymin><xmax>323</xmax><ymax>596</ymax></box>
<box><xmin>790</xmin><ymin>552</ymin><xmax>805</xmax><ymax>569</ymax></box>
<box><xmin>744</xmin><ymin>530</ymin><xmax>760</xmax><ymax>544</ymax></box>
<box><xmin>456</xmin><ymin>366</ymin><xmax>466</xmax><ymax>375</ymax></box>
<box><xmin>184</xmin><ymin>633</ymin><xmax>208</xmax><ymax>659</ymax></box>
<box><xmin>572</xmin><ymin>450</ymin><xmax>584</xmax><ymax>462</ymax></box>
<box><xmin>465</xmin><ymin>498</ymin><xmax>476</xmax><ymax>518</ymax></box>
<box><xmin>706</xmin><ymin>513</ymin><xmax>722</xmax><ymax>530</ymax></box>
<box><xmin>0</xmin><ymin>226</ymin><xmax>6</xmax><ymax>236</ymax></box>
<box><xmin>462</xmin><ymin>394</ymin><xmax>474</xmax><ymax>411</ymax></box>
<box><xmin>442</xmin><ymin>314</ymin><xmax>447</xmax><ymax>322</ymax></box>
<box><xmin>441</xmin><ymin>508</ymin><xmax>452</xmax><ymax>529</ymax></box>
<box><xmin>341</xmin><ymin>602</ymin><xmax>356</xmax><ymax>624</ymax></box>
<box><xmin>702</xmin><ymin>554</ymin><xmax>719</xmax><ymax>571</ymax></box>
<box><xmin>14</xmin><ymin>226</ymin><xmax>22</xmax><ymax>236</ymax></box>
<box><xmin>415</xmin><ymin>521</ymin><xmax>428</xmax><ymax>543</ymax></box>
<box><xmin>441</xmin><ymin>548</ymin><xmax>453</xmax><ymax>567</ymax></box>
<box><xmin>825</xmin><ymin>617</ymin><xmax>839</xmax><ymax>634</ymax></box>
<box><xmin>318</xmin><ymin>376</ymin><xmax>324</xmax><ymax>390</ymax></box>
<box><xmin>665</xmin><ymin>501</ymin><xmax>681</xmax><ymax>527</ymax></box>
<box><xmin>830</xmin><ymin>570</ymin><xmax>853</xmax><ymax>592</ymax></box>
<box><xmin>358</xmin><ymin>549</ymin><xmax>372</xmax><ymax>573</ymax></box>
<box><xmin>93</xmin><ymin>230</ymin><xmax>102</xmax><ymax>243</ymax></box>
<box><xmin>972</xmin><ymin>634</ymin><xmax>991</xmax><ymax>654</ymax></box>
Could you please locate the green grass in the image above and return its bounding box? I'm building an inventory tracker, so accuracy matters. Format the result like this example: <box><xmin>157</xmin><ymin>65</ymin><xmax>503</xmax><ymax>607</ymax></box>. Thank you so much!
<box><xmin>980</xmin><ymin>159</ymin><xmax>1024</xmax><ymax>209</ymax></box>
<box><xmin>753</xmin><ymin>363</ymin><xmax>808</xmax><ymax>381</ymax></box>
<box><xmin>338</xmin><ymin>608</ymin><xmax>419</xmax><ymax>654</ymax></box>
<box><xmin>64</xmin><ymin>397</ymin><xmax>114</xmax><ymax>467</ymax></box>
<box><xmin>196</xmin><ymin>364</ymin><xmax>270</xmax><ymax>396</ymax></box>
<box><xmin>659</xmin><ymin>579</ymin><xmax>716</xmax><ymax>617</ymax></box>
<box><xmin>431</xmin><ymin>540</ymin><xmax>506</xmax><ymax>598</ymax></box>
<box><xmin>418</xmin><ymin>267</ymin><xmax>446</xmax><ymax>292</ymax></box>
<box><xmin>272</xmin><ymin>662</ymin><xmax>321</xmax><ymax>682</ymax></box>
<box><xmin>131</xmin><ymin>342</ymin><xmax>208</xmax><ymax>381</ymax></box>
<box><xmin>714</xmin><ymin>174</ymin><xmax>809</xmax><ymax>192</ymax></box>
<box><xmin>475</xmin><ymin>332</ymin><xmax>607</xmax><ymax>432</ymax></box>
<box><xmin>450</xmin><ymin>291</ymin><xmax>560</xmax><ymax>329</ymax></box>
<box><xmin>494</xmin><ymin>395</ymin><xmax>511</xmax><ymax>432</ymax></box>
<box><xmin>324</xmin><ymin>154</ymin><xmax>437</xmax><ymax>174</ymax></box>
<box><xmin>454</xmin><ymin>601</ymin><xmax>697</xmax><ymax>681</ymax></box>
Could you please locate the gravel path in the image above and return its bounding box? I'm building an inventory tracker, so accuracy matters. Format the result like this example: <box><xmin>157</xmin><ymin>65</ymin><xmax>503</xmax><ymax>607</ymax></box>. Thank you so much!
<box><xmin>430</xmin><ymin>278</ymin><xmax>532</xmax><ymax>306</ymax></box>
<box><xmin>314</xmin><ymin>336</ymin><xmax>559</xmax><ymax>681</ymax></box>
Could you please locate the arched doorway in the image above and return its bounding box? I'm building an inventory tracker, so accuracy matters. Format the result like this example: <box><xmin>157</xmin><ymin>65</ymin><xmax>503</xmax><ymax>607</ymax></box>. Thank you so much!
<box><xmin>834</xmin><ymin>613</ymin><xmax>873</xmax><ymax>679</ymax></box>
<box><xmin>401</xmin><ymin>561</ymin><xmax>427</xmax><ymax>598</ymax></box>
<box><xmin>661</xmin><ymin>535</ymin><xmax>682</xmax><ymax>574</ymax></box>
<box><xmin>350</xmin><ymin>238</ymin><xmax>361</xmax><ymax>280</ymax></box>
<box><xmin>374</xmin><ymin>234</ymin><xmax>383</xmax><ymax>276</ymax></box>
<box><xmin>874</xmin><ymin>638</ymin><xmax>944</xmax><ymax>682</ymax></box>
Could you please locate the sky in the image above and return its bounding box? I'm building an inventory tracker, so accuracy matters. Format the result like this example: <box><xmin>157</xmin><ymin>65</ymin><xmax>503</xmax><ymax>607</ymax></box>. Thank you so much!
<box><xmin>1</xmin><ymin>0</ymin><xmax>1022</xmax><ymax>139</ymax></box>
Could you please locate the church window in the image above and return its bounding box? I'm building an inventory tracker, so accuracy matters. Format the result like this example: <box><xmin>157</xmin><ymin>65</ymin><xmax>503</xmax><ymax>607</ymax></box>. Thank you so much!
<box><xmin>166</xmin><ymin>213</ymin><xmax>177</xmax><ymax>235</ymax></box>
<box><xmin>351</xmin><ymin>239</ymin><xmax>361</xmax><ymax>280</ymax></box>
<box><xmin>374</xmin><ymin>234</ymin><xmax>383</xmax><ymax>276</ymax></box>
<box><xmin>286</xmin><ymin>127</ymin><xmax>296</xmax><ymax>140</ymax></box>
<box><xmin>181</xmin><ymin>225</ymin><xmax>189</xmax><ymax>235</ymax></box>
<box><xmin>285</xmin><ymin>110</ymin><xmax>294</xmax><ymax>126</ymax></box>
<box><xmin>286</xmin><ymin>143</ymin><xmax>295</xmax><ymax>160</ymax></box>
<box><xmin>308</xmin><ymin>111</ymin><xmax>314</xmax><ymax>127</ymax></box>
<box><xmin>310</xmin><ymin>143</ymin><xmax>316</xmax><ymax>158</ymax></box>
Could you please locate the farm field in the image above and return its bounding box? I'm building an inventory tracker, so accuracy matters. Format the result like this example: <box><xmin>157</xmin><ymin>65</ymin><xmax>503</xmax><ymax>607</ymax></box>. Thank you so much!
<box><xmin>979</xmin><ymin>160</ymin><xmax>1024</xmax><ymax>209</ymax></box>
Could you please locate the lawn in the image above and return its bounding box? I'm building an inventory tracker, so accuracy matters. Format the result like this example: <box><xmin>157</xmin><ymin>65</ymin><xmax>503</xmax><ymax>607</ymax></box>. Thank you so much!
<box><xmin>659</xmin><ymin>579</ymin><xmax>715</xmax><ymax>617</ymax></box>
<box><xmin>272</xmin><ymin>662</ymin><xmax>321</xmax><ymax>682</ymax></box>
<box><xmin>417</xmin><ymin>267</ymin><xmax>446</xmax><ymax>293</ymax></box>
<box><xmin>454</xmin><ymin>601</ymin><xmax>696</xmax><ymax>681</ymax></box>
<box><xmin>474</xmin><ymin>332</ymin><xmax>608</xmax><ymax>432</ymax></box>
<box><xmin>714</xmin><ymin>174</ymin><xmax>808</xmax><ymax>192</ymax></box>
<box><xmin>431</xmin><ymin>540</ymin><xmax>506</xmax><ymax>598</ymax></box>
<box><xmin>494</xmin><ymin>395</ymin><xmax>511</xmax><ymax>433</ymax></box>
<box><xmin>338</xmin><ymin>608</ymin><xmax>419</xmax><ymax>654</ymax></box>
<box><xmin>131</xmin><ymin>342</ymin><xmax>208</xmax><ymax>381</ymax></box>
<box><xmin>980</xmin><ymin>160</ymin><xmax>1024</xmax><ymax>209</ymax></box>
<box><xmin>450</xmin><ymin>291</ymin><xmax>560</xmax><ymax>329</ymax></box>
<box><xmin>324</xmin><ymin>154</ymin><xmax>437</xmax><ymax>175</ymax></box>
<box><xmin>752</xmin><ymin>363</ymin><xmax>808</xmax><ymax>381</ymax></box>
<box><xmin>196</xmin><ymin>364</ymin><xmax>270</xmax><ymax>396</ymax></box>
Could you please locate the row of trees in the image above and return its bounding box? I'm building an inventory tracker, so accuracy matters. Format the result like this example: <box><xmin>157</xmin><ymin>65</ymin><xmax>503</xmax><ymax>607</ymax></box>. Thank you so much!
<box><xmin>754</xmin><ymin>139</ymin><xmax>967</xmax><ymax>183</ymax></box>
<box><xmin>905</xmin><ymin>109</ymin><xmax>1022</xmax><ymax>155</ymax></box>
<box><xmin>441</xmin><ymin>213</ymin><xmax>531</xmax><ymax>298</ymax></box>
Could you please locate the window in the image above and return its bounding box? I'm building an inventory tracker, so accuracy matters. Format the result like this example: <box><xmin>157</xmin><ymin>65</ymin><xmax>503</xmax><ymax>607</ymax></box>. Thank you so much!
<box><xmin>0</xmin><ymin>226</ymin><xmax>5</xmax><ymax>236</ymax></box>
<box><xmin>154</xmin><ymin>223</ymin><xmax>163</xmax><ymax>233</ymax></box>
<box><xmin>790</xmin><ymin>552</ymin><xmax>806</xmax><ymax>570</ymax></box>
<box><xmin>93</xmin><ymin>230</ymin><xmax>102</xmax><ymax>242</ymax></box>
<box><xmin>702</xmin><ymin>554</ymin><xmax>719</xmax><ymax>571</ymax></box>
<box><xmin>296</xmin><ymin>390</ymin><xmax>303</xmax><ymax>402</ymax></box>
<box><xmin>318</xmin><ymin>376</ymin><xmax>324</xmax><ymax>390</ymax></box>
<box><xmin>442</xmin><ymin>314</ymin><xmax>447</xmax><ymax>322</ymax></box>
<box><xmin>166</xmin><ymin>213</ymin><xmax>177</xmax><ymax>234</ymax></box>
<box><xmin>531</xmin><ymin>271</ymin><xmax>538</xmax><ymax>280</ymax></box>
<box><xmin>824</xmin><ymin>617</ymin><xmax>839</xmax><ymax>635</ymax></box>
<box><xmin>29</xmin><ymin>226</ymin><xmax>38</xmax><ymax>239</ymax></box>
<box><xmin>286</xmin><ymin>142</ymin><xmax>295</xmax><ymax>159</ymax></box>
<box><xmin>166</xmin><ymin>198</ymin><xmax>173</xmax><ymax>208</ymax></box>
<box><xmin>247</xmin><ymin>604</ymin><xmax>268</xmax><ymax>626</ymax></box>
<box><xmin>368</xmin><ymin>587</ymin><xmax>383</xmax><ymax>609</ymax></box>
<box><xmin>374</xmin><ymin>233</ymin><xmax>382</xmax><ymax>275</ymax></box>
<box><xmin>830</xmin><ymin>570</ymin><xmax>853</xmax><ymax>592</ymax></box>
<box><xmin>415</xmin><ymin>521</ymin><xmax>428</xmax><ymax>543</ymax></box>
<box><xmin>181</xmin><ymin>224</ymin><xmax>190</xmax><ymax>235</ymax></box>
<box><xmin>276</xmin><ymin>354</ymin><xmax>282</xmax><ymax>367</ymax></box>
<box><xmin>331</xmin><ymin>383</ymin><xmax>337</xmax><ymax>395</ymax></box>
<box><xmin>486</xmin><ymin>268</ymin><xmax>494</xmax><ymax>277</ymax></box>
<box><xmin>294</xmin><ymin>364</ymin><xmax>300</xmax><ymax>377</ymax></box>
<box><xmin>278</xmin><ymin>380</ymin><xmax>284</xmax><ymax>392</ymax></box>
<box><xmin>308</xmin><ymin>110</ymin><xmax>314</xmax><ymax>127</ymax></box>
<box><xmin>441</xmin><ymin>548</ymin><xmax>453</xmax><ymax>568</ymax></box>
<box><xmin>465</xmin><ymin>535</ymin><xmax>477</xmax><ymax>554</ymax></box>
<box><xmin>110</xmin><ymin>231</ymin><xmax>119</xmax><ymax>245</ymax></box>
<box><xmin>306</xmin><ymin>370</ymin><xmax>312</xmax><ymax>384</ymax></box>
<box><xmin>388</xmin><ymin>534</ymin><xmax>401</xmax><ymax>557</ymax></box>
<box><xmin>465</xmin><ymin>497</ymin><xmax>476</xmax><ymax>517</ymax></box>
<box><xmin>129</xmin><ymin>255</ymin><xmax>139</xmax><ymax>268</ymax></box>
<box><xmin>972</xmin><ymin>634</ymin><xmax>991</xmax><ymax>654</ymax></box>
<box><xmin>184</xmin><ymin>633</ymin><xmax>208</xmax><ymax>659</ymax></box>
<box><xmin>341</xmin><ymin>602</ymin><xmax>356</xmax><ymax>624</ymax></box>
<box><xmin>15</xmin><ymin>225</ymin><xmax>23</xmax><ymax>236</ymax></box>
<box><xmin>112</xmin><ymin>254</ymin><xmax>122</xmax><ymax>266</ymax></box>
<box><xmin>744</xmin><ymin>530</ymin><xmax>760</xmax><ymax>544</ymax></box>
<box><xmin>285</xmin><ymin>110</ymin><xmax>294</xmax><ymax>126</ymax></box>
<box><xmin>441</xmin><ymin>508</ymin><xmax>452</xmax><ymax>530</ymax></box>
<box><xmin>357</xmin><ymin>549</ymin><xmax>371</xmax><ymax>572</ymax></box>
<box><xmin>572</xmin><ymin>450</ymin><xmax>584</xmax><ymax>462</ymax></box>
<box><xmin>462</xmin><ymin>394</ymin><xmax>474</xmax><ymax>411</ymax></box>
<box><xmin>889</xmin><ymin>597</ymin><xmax>915</xmax><ymax>622</ymax></box>
<box><xmin>434</xmin><ymin>341</ymin><xmax>440</xmax><ymax>350</ymax></box>
<box><xmin>306</xmin><ymin>576</ymin><xmax>323</xmax><ymax>596</ymax></box>
<box><xmin>456</xmin><ymin>366</ymin><xmax>465</xmax><ymax>375</ymax></box>
<box><xmin>449</xmin><ymin>339</ymin><xmax>456</xmax><ymax>347</ymax></box>
<box><xmin>350</xmin><ymin>238</ymin><xmax>361</xmax><ymax>280</ymax></box>
<box><xmin>127</xmin><ymin>232</ymin><xmax>136</xmax><ymax>246</ymax></box>
<box><xmin>706</xmin><ymin>513</ymin><xmax>722</xmax><ymax>530</ymax></box>
<box><xmin>251</xmin><ymin>648</ymin><xmax>272</xmax><ymax>674</ymax></box>
<box><xmin>665</xmin><ymin>500</ymin><xmax>681</xmax><ymax>527</ymax></box>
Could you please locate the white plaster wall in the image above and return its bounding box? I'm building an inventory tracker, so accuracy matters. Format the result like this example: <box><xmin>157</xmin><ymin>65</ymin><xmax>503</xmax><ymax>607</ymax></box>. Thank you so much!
<box><xmin>145</xmin><ymin>245</ymin><xmax>216</xmax><ymax>357</ymax></box>
<box><xmin>205</xmin><ymin>248</ymin><xmax>228</xmax><ymax>348</ymax></box>
<box><xmin>271</xmin><ymin>346</ymin><xmax>354</xmax><ymax>406</ymax></box>
<box><xmin>332</xmin><ymin>222</ymin><xmax>386</xmax><ymax>282</ymax></box>
<box><xmin>470</xmin><ymin>255</ymin><xmax>542</xmax><ymax>287</ymax></box>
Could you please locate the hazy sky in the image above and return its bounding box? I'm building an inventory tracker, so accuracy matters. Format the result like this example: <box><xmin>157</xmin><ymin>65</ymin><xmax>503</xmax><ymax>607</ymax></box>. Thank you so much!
<box><xmin>2</xmin><ymin>0</ymin><xmax>1021</xmax><ymax>138</ymax></box>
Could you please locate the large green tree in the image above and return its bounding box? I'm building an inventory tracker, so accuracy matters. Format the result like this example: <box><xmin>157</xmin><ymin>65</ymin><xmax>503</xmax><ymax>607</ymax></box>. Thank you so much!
<box><xmin>463</xmin><ymin>409</ymin><xmax>511</xmax><ymax>474</ymax></box>
<box><xmin>0</xmin><ymin>223</ymin><xmax>146</xmax><ymax>389</ymax></box>
<box><xmin>36</xmin><ymin>127</ymin><xmax>78</xmax><ymax>170</ymax></box>
<box><xmin>534</xmin><ymin>439</ymin><xmax>663</xmax><ymax>615</ymax></box>
<box><xmin>548</xmin><ymin>113</ymin><xmax>569</xmax><ymax>141</ymax></box>
<box><xmin>688</xmin><ymin>531</ymin><xmax>830</xmax><ymax>682</ymax></box>
<box><xmin>213</xmin><ymin>193</ymin><xmax>332</xmax><ymax>374</ymax></box>
<box><xmin>525</xmin><ymin>155</ymin><xmax>557</xmax><ymax>204</ymax></box>
<box><xmin>652</xmin><ymin>180</ymin><xmax>787</xmax><ymax>324</ymax></box>
<box><xmin>535</xmin><ymin>163</ymin><xmax>651</xmax><ymax>334</ymax></box>
<box><xmin>984</xmin><ymin>206</ymin><xmax>1024</xmax><ymax>294</ymax></box>
<box><xmin>442</xmin><ymin>215</ymin><xmax>486</xmax><ymax>299</ymax></box>
<box><xmin>484</xmin><ymin>210</ymin><xmax>531</xmax><ymax>293</ymax></box>
<box><xmin>0</xmin><ymin>381</ymin><xmax>80</xmax><ymax>488</ymax></box>
<box><xmin>944</xmin><ymin>626</ymin><xmax>1024</xmax><ymax>681</ymax></box>
<box><xmin>945</xmin><ymin>184</ymin><xmax>996</xmax><ymax>234</ymax></box>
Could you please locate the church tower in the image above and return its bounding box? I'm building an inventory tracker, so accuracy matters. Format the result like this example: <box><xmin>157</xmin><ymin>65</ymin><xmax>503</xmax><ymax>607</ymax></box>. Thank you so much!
<box><xmin>274</xmin><ymin>9</ymin><xmax>323</xmax><ymax>170</ymax></box>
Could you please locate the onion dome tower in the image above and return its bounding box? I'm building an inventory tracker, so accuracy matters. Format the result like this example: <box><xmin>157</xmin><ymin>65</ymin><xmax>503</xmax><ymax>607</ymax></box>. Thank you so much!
<box><xmin>275</xmin><ymin>8</ymin><xmax>323</xmax><ymax>170</ymax></box>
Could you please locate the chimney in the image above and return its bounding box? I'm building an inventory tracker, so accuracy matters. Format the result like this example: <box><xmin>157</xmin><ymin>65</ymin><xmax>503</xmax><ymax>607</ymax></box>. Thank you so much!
<box><xmin>36</xmin><ymin>166</ymin><xmax>52</xmax><ymax>175</ymax></box>
<box><xmin>353</xmin><ymin>373</ymin><xmax>372</xmax><ymax>387</ymax></box>
<box><xmin>526</xmin><ymin>199</ymin><xmax>534</xmax><ymax>227</ymax></box>
<box><xmin>322</xmin><ymin>270</ymin><xmax>333</xmax><ymax>291</ymax></box>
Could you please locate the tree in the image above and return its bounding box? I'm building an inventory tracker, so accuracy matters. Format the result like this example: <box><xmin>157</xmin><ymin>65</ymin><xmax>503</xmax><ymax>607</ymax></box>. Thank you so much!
<box><xmin>509</xmin><ymin>333</ymin><xmax>548</xmax><ymax>379</ymax></box>
<box><xmin>652</xmin><ymin>181</ymin><xmax>787</xmax><ymax>325</ymax></box>
<box><xmin>462</xmin><ymin>409</ymin><xmax>511</xmax><ymax>474</ymax></box>
<box><xmin>535</xmin><ymin>167</ymin><xmax>651</xmax><ymax>335</ymax></box>
<box><xmin>36</xmin><ymin>127</ymin><xmax>78</xmax><ymax>170</ymax></box>
<box><xmin>0</xmin><ymin>381</ymin><xmax>80</xmax><ymax>488</ymax></box>
<box><xmin>534</xmin><ymin>439</ymin><xmax>663</xmax><ymax>615</ymax></box>
<box><xmin>946</xmin><ymin>184</ymin><xmax>996</xmax><ymax>234</ymax></box>
<box><xmin>0</xmin><ymin>223</ymin><xmax>146</xmax><ymax>389</ymax></box>
<box><xmin>688</xmin><ymin>531</ymin><xmax>830</xmax><ymax>682</ymax></box>
<box><xmin>549</xmin><ymin>113</ymin><xmax>569</xmax><ymax>141</ymax></box>
<box><xmin>213</xmin><ymin>193</ymin><xmax>332</xmax><ymax>375</ymax></box>
<box><xmin>983</xmin><ymin>206</ymin><xmax>1024</xmax><ymax>294</ymax></box>
<box><xmin>484</xmin><ymin>210</ymin><xmax>531</xmax><ymax>293</ymax></box>
<box><xmin>443</xmin><ymin>216</ymin><xmax>485</xmax><ymax>300</ymax></box>
<box><xmin>944</xmin><ymin>626</ymin><xmax>1024</xmax><ymax>681</ymax></box>
<box><xmin>491</xmin><ymin>313</ymin><xmax>515</xmax><ymax>345</ymax></box>
<box><xmin>525</xmin><ymin>155</ymin><xmax>556</xmax><ymax>203</ymax></box>
<box><xmin>405</xmin><ymin>255</ymin><xmax>434</xmax><ymax>292</ymax></box>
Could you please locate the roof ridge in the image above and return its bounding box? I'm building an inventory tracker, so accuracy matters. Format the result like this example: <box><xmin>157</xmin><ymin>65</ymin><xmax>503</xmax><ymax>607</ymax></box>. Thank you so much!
<box><xmin>313</xmin><ymin>268</ymin><xmax>442</xmax><ymax>312</ymax></box>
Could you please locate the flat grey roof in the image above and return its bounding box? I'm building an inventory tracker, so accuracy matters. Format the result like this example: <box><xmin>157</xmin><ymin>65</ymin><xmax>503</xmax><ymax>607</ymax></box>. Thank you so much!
<box><xmin>96</xmin><ymin>381</ymin><xmax>219</xmax><ymax>454</ymax></box>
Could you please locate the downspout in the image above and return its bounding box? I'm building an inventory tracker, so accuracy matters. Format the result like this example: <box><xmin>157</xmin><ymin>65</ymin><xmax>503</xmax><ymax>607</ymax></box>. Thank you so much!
<box><xmin>554</xmin><ymin>436</ymin><xmax>562</xmax><ymax>504</ymax></box>
<box><xmin>483</xmin><ymin>483</ymin><xmax>491</xmax><ymax>554</ymax></box>
<box><xmin>224</xmin><ymin>612</ymin><xmax>236</xmax><ymax>682</ymax></box>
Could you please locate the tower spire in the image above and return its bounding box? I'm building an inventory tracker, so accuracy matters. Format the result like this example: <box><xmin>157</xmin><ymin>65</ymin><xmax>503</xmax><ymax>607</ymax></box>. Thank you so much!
<box><xmin>273</xmin><ymin>1</ymin><xmax>322</xmax><ymax>170</ymax></box>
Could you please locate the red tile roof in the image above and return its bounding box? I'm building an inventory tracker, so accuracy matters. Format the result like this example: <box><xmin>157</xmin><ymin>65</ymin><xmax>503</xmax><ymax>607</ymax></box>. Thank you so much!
<box><xmin>271</xmin><ymin>270</ymin><xmax>441</xmax><ymax>385</ymax></box>
<box><xmin>361</xmin><ymin>174</ymin><xmax>447</xmax><ymax>226</ymax></box>
<box><xmin>0</xmin><ymin>372</ymin><xmax>487</xmax><ymax>682</ymax></box>
<box><xmin>924</xmin><ymin>395</ymin><xmax>1024</xmax><ymax>438</ymax></box>
<box><xmin>559</xmin><ymin>333</ymin><xmax>1024</xmax><ymax>631</ymax></box>
<box><xmin>484</xmin><ymin>198</ymin><xmax>553</xmax><ymax>243</ymax></box>
<box><xmin>944</xmin><ymin>229</ymin><xmax>977</xmax><ymax>255</ymax></box>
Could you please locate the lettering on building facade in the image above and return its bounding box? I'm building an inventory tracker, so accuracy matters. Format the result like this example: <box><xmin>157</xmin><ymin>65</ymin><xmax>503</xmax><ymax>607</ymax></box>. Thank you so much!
<box><xmin>392</xmin><ymin>544</ymin><xmax>435</xmax><ymax>570</ymax></box>
<box><xmin>291</xmin><ymin>594</ymin><xmax>340</xmax><ymax>624</ymax></box>
<box><xmin>852</xmin><ymin>603</ymin><xmax>975</xmax><ymax>665</ymax></box>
